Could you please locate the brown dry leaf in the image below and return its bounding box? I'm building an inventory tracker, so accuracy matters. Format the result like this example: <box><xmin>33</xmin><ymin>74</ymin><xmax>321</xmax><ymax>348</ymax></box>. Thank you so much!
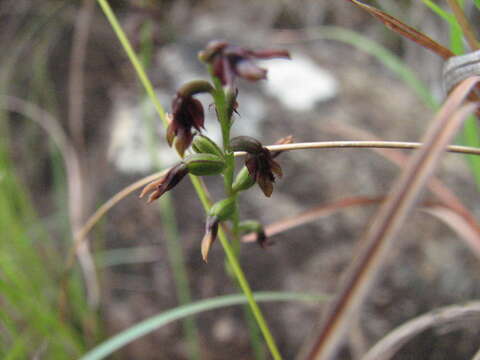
<box><xmin>346</xmin><ymin>0</ymin><xmax>454</xmax><ymax>59</ymax></box>
<box><xmin>299</xmin><ymin>76</ymin><xmax>480</xmax><ymax>360</ymax></box>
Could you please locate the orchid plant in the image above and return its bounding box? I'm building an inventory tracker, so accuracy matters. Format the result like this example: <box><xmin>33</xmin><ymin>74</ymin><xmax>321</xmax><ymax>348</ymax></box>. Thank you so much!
<box><xmin>140</xmin><ymin>40</ymin><xmax>290</xmax><ymax>262</ymax></box>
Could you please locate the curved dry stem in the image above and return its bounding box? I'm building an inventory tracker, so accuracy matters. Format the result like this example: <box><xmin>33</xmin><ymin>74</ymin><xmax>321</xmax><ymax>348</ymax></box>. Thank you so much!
<box><xmin>65</xmin><ymin>168</ymin><xmax>169</xmax><ymax>270</ymax></box>
<box><xmin>68</xmin><ymin>0</ymin><xmax>95</xmax><ymax>150</ymax></box>
<box><xmin>1</xmin><ymin>96</ymin><xmax>100</xmax><ymax>306</ymax></box>
<box><xmin>363</xmin><ymin>301</ymin><xmax>480</xmax><ymax>360</ymax></box>
<box><xmin>325</xmin><ymin>123</ymin><xmax>480</xmax><ymax>252</ymax></box>
<box><xmin>242</xmin><ymin>196</ymin><xmax>383</xmax><ymax>243</ymax></box>
<box><xmin>299</xmin><ymin>76</ymin><xmax>480</xmax><ymax>360</ymax></box>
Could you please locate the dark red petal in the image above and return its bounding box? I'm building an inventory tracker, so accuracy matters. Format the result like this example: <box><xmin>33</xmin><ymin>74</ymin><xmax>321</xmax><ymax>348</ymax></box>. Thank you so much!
<box><xmin>175</xmin><ymin>128</ymin><xmax>194</xmax><ymax>157</ymax></box>
<box><xmin>166</xmin><ymin>122</ymin><xmax>176</xmax><ymax>147</ymax></box>
<box><xmin>212</xmin><ymin>57</ymin><xmax>226</xmax><ymax>85</ymax></box>
<box><xmin>269</xmin><ymin>159</ymin><xmax>283</xmax><ymax>178</ymax></box>
<box><xmin>222</xmin><ymin>56</ymin><xmax>237</xmax><ymax>88</ymax></box>
<box><xmin>248</xmin><ymin>49</ymin><xmax>291</xmax><ymax>59</ymax></box>
<box><xmin>257</xmin><ymin>174</ymin><xmax>273</xmax><ymax>197</ymax></box>
<box><xmin>245</xmin><ymin>155</ymin><xmax>258</xmax><ymax>179</ymax></box>
<box><xmin>189</xmin><ymin>98</ymin><xmax>205</xmax><ymax>130</ymax></box>
<box><xmin>234</xmin><ymin>59</ymin><xmax>267</xmax><ymax>81</ymax></box>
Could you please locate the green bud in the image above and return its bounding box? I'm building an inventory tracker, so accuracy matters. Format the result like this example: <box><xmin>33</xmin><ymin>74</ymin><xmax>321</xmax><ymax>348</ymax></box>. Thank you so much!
<box><xmin>209</xmin><ymin>197</ymin><xmax>236</xmax><ymax>222</ymax></box>
<box><xmin>239</xmin><ymin>220</ymin><xmax>268</xmax><ymax>248</ymax></box>
<box><xmin>184</xmin><ymin>153</ymin><xmax>225</xmax><ymax>176</ymax></box>
<box><xmin>239</xmin><ymin>220</ymin><xmax>263</xmax><ymax>234</ymax></box>
<box><xmin>192</xmin><ymin>135</ymin><xmax>224</xmax><ymax>158</ymax></box>
<box><xmin>232</xmin><ymin>166</ymin><xmax>255</xmax><ymax>193</ymax></box>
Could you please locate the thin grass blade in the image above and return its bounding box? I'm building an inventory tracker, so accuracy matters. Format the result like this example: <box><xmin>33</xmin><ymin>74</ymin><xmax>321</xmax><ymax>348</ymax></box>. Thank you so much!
<box><xmin>80</xmin><ymin>292</ymin><xmax>329</xmax><ymax>360</ymax></box>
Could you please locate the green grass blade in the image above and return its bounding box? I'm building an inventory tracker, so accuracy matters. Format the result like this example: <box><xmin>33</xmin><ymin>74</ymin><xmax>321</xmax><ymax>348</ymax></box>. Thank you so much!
<box><xmin>422</xmin><ymin>0</ymin><xmax>464</xmax><ymax>54</ymax></box>
<box><xmin>80</xmin><ymin>291</ymin><xmax>328</xmax><ymax>360</ymax></box>
<box><xmin>307</xmin><ymin>26</ymin><xmax>436</xmax><ymax>108</ymax></box>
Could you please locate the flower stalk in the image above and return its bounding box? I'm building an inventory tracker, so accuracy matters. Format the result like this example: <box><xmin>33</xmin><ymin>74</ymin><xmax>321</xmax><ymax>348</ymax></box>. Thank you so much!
<box><xmin>97</xmin><ymin>1</ymin><xmax>284</xmax><ymax>358</ymax></box>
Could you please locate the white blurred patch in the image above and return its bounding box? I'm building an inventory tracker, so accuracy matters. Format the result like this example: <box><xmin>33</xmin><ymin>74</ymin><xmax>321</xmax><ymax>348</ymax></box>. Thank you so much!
<box><xmin>108</xmin><ymin>91</ymin><xmax>177</xmax><ymax>173</ymax></box>
<box><xmin>261</xmin><ymin>54</ymin><xmax>338</xmax><ymax>111</ymax></box>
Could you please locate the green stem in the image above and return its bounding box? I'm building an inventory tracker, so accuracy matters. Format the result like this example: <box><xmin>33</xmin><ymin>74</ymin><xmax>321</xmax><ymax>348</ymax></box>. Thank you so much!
<box><xmin>208</xmin><ymin>66</ymin><xmax>279</xmax><ymax>359</ymax></box>
<box><xmin>96</xmin><ymin>0</ymin><xmax>167</xmax><ymax>127</ymax></box>
<box><xmin>96</xmin><ymin>1</ymin><xmax>281</xmax><ymax>359</ymax></box>
<box><xmin>139</xmin><ymin>19</ymin><xmax>201</xmax><ymax>360</ymax></box>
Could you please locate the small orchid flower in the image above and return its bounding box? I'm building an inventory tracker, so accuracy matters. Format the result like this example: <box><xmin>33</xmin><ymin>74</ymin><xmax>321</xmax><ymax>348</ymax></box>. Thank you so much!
<box><xmin>166</xmin><ymin>80</ymin><xmax>214</xmax><ymax>156</ymax></box>
<box><xmin>231</xmin><ymin>136</ymin><xmax>283</xmax><ymax>197</ymax></box>
<box><xmin>199</xmin><ymin>40</ymin><xmax>290</xmax><ymax>88</ymax></box>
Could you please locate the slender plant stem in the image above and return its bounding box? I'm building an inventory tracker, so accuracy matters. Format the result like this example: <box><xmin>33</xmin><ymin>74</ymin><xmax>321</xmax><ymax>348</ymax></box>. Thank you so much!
<box><xmin>96</xmin><ymin>0</ymin><xmax>167</xmax><ymax>127</ymax></box>
<box><xmin>209</xmin><ymin>69</ymin><xmax>270</xmax><ymax>358</ymax></box>
<box><xmin>96</xmin><ymin>1</ymin><xmax>280</xmax><ymax>359</ymax></box>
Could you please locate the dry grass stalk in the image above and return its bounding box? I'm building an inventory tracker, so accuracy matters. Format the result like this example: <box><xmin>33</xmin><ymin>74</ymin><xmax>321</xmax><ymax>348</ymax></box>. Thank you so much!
<box><xmin>362</xmin><ymin>301</ymin><xmax>480</xmax><ymax>360</ymax></box>
<box><xmin>298</xmin><ymin>76</ymin><xmax>480</xmax><ymax>360</ymax></box>
<box><xmin>2</xmin><ymin>96</ymin><xmax>100</xmax><ymax>309</ymax></box>
<box><xmin>326</xmin><ymin>123</ymin><xmax>480</xmax><ymax>258</ymax></box>
<box><xmin>345</xmin><ymin>0</ymin><xmax>454</xmax><ymax>59</ymax></box>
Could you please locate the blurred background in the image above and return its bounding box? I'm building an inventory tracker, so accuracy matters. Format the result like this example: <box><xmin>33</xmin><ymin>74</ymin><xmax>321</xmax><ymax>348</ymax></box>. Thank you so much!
<box><xmin>1</xmin><ymin>0</ymin><xmax>479</xmax><ymax>359</ymax></box>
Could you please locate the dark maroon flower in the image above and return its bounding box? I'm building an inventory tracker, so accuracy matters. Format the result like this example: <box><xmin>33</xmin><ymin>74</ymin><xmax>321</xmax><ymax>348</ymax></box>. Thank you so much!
<box><xmin>166</xmin><ymin>80</ymin><xmax>214</xmax><ymax>156</ymax></box>
<box><xmin>167</xmin><ymin>95</ymin><xmax>204</xmax><ymax>156</ymax></box>
<box><xmin>199</xmin><ymin>40</ymin><xmax>290</xmax><ymax>88</ymax></box>
<box><xmin>231</xmin><ymin>136</ymin><xmax>283</xmax><ymax>197</ymax></box>
<box><xmin>139</xmin><ymin>162</ymin><xmax>188</xmax><ymax>203</ymax></box>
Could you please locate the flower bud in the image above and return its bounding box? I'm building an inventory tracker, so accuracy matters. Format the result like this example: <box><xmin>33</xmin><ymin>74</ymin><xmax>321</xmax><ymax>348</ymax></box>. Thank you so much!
<box><xmin>192</xmin><ymin>135</ymin><xmax>224</xmax><ymax>158</ymax></box>
<box><xmin>209</xmin><ymin>197</ymin><xmax>236</xmax><ymax>222</ymax></box>
<box><xmin>232</xmin><ymin>166</ymin><xmax>255</xmax><ymax>193</ymax></box>
<box><xmin>184</xmin><ymin>153</ymin><xmax>225</xmax><ymax>176</ymax></box>
<box><xmin>239</xmin><ymin>220</ymin><xmax>269</xmax><ymax>248</ymax></box>
<box><xmin>201</xmin><ymin>197</ymin><xmax>236</xmax><ymax>262</ymax></box>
